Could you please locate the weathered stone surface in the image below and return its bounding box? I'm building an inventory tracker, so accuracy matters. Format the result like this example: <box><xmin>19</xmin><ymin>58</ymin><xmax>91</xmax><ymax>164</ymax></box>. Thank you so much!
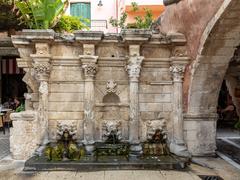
<box><xmin>10</xmin><ymin>111</ymin><xmax>39</xmax><ymax>160</ymax></box>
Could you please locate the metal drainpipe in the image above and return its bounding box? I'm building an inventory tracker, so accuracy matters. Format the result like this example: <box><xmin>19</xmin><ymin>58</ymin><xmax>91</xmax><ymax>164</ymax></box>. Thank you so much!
<box><xmin>163</xmin><ymin>0</ymin><xmax>181</xmax><ymax>6</ymax></box>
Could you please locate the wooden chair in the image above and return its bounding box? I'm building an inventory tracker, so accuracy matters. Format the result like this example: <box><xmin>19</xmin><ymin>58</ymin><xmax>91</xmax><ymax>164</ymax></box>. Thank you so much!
<box><xmin>3</xmin><ymin>111</ymin><xmax>13</xmax><ymax>132</ymax></box>
<box><xmin>0</xmin><ymin>113</ymin><xmax>5</xmax><ymax>134</ymax></box>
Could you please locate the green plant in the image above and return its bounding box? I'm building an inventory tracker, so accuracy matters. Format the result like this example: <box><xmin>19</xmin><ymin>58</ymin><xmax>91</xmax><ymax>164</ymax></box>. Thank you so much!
<box><xmin>15</xmin><ymin>0</ymin><xmax>68</xmax><ymax>29</ymax></box>
<box><xmin>54</xmin><ymin>15</ymin><xmax>89</xmax><ymax>33</ymax></box>
<box><xmin>109</xmin><ymin>2</ymin><xmax>153</xmax><ymax>29</ymax></box>
<box><xmin>234</xmin><ymin>120</ymin><xmax>240</xmax><ymax>129</ymax></box>
<box><xmin>109</xmin><ymin>12</ymin><xmax>127</xmax><ymax>29</ymax></box>
<box><xmin>16</xmin><ymin>103</ymin><xmax>25</xmax><ymax>112</ymax></box>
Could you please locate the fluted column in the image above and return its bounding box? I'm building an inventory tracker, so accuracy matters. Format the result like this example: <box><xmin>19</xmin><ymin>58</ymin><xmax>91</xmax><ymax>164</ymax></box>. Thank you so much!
<box><xmin>31</xmin><ymin>43</ymin><xmax>51</xmax><ymax>145</ymax></box>
<box><xmin>80</xmin><ymin>44</ymin><xmax>98</xmax><ymax>155</ymax></box>
<box><xmin>169</xmin><ymin>65</ymin><xmax>190</xmax><ymax>157</ymax></box>
<box><xmin>126</xmin><ymin>45</ymin><xmax>144</xmax><ymax>158</ymax></box>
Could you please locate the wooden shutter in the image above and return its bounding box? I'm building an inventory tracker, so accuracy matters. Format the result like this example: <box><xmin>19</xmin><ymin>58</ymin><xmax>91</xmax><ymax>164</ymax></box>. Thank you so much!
<box><xmin>70</xmin><ymin>2</ymin><xmax>91</xmax><ymax>26</ymax></box>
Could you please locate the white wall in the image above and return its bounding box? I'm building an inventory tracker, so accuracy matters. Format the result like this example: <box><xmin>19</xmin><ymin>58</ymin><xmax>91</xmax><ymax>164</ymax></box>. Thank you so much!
<box><xmin>66</xmin><ymin>0</ymin><xmax>119</xmax><ymax>33</ymax></box>
<box><xmin>125</xmin><ymin>0</ymin><xmax>163</xmax><ymax>5</ymax></box>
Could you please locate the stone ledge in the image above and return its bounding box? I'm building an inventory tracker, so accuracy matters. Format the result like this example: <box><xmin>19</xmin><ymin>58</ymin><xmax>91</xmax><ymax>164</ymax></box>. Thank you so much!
<box><xmin>184</xmin><ymin>113</ymin><xmax>218</xmax><ymax>121</ymax></box>
<box><xmin>10</xmin><ymin>111</ymin><xmax>37</xmax><ymax>121</ymax></box>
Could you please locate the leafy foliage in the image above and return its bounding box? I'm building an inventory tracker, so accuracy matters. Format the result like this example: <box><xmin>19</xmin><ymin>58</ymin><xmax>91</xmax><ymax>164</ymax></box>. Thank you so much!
<box><xmin>15</xmin><ymin>0</ymin><xmax>68</xmax><ymax>29</ymax></box>
<box><xmin>54</xmin><ymin>15</ymin><xmax>89</xmax><ymax>32</ymax></box>
<box><xmin>109</xmin><ymin>12</ymin><xmax>127</xmax><ymax>29</ymax></box>
<box><xmin>109</xmin><ymin>2</ymin><xmax>153</xmax><ymax>29</ymax></box>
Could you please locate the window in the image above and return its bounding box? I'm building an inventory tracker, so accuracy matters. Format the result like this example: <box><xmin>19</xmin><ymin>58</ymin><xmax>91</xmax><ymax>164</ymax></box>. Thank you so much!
<box><xmin>70</xmin><ymin>2</ymin><xmax>91</xmax><ymax>26</ymax></box>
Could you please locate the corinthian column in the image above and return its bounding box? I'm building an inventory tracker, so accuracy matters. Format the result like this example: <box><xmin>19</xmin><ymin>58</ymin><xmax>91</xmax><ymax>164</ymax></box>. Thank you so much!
<box><xmin>126</xmin><ymin>45</ymin><xmax>144</xmax><ymax>158</ymax></box>
<box><xmin>169</xmin><ymin>65</ymin><xmax>190</xmax><ymax>157</ymax></box>
<box><xmin>80</xmin><ymin>44</ymin><xmax>98</xmax><ymax>155</ymax></box>
<box><xmin>31</xmin><ymin>43</ymin><xmax>51</xmax><ymax>146</ymax></box>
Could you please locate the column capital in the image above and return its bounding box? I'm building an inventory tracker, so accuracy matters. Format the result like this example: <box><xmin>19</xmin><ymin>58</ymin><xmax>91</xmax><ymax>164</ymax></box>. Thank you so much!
<box><xmin>33</xmin><ymin>62</ymin><xmax>51</xmax><ymax>81</ymax></box>
<box><xmin>82</xmin><ymin>63</ymin><xmax>98</xmax><ymax>78</ymax></box>
<box><xmin>126</xmin><ymin>56</ymin><xmax>144</xmax><ymax>81</ymax></box>
<box><xmin>169</xmin><ymin>65</ymin><xmax>185</xmax><ymax>82</ymax></box>
<box><xmin>80</xmin><ymin>55</ymin><xmax>98</xmax><ymax>78</ymax></box>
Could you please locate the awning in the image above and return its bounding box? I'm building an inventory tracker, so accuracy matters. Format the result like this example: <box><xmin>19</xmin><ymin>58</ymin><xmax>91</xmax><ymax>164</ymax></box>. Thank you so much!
<box><xmin>1</xmin><ymin>58</ymin><xmax>24</xmax><ymax>74</ymax></box>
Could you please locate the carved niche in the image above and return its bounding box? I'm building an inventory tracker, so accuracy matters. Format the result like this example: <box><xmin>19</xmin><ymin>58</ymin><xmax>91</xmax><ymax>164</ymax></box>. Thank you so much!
<box><xmin>103</xmin><ymin>80</ymin><xmax>120</xmax><ymax>103</ymax></box>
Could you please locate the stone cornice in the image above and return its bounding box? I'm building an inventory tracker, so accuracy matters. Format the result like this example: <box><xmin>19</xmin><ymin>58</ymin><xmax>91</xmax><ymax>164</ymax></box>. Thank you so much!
<box><xmin>11</xmin><ymin>30</ymin><xmax>187</xmax><ymax>48</ymax></box>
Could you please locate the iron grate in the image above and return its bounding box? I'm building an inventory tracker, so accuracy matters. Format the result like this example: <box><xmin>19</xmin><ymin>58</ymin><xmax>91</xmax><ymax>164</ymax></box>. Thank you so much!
<box><xmin>198</xmin><ymin>175</ymin><xmax>223</xmax><ymax>180</ymax></box>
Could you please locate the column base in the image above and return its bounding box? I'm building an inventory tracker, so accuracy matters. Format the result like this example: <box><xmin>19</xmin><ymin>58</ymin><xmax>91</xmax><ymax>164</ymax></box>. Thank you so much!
<box><xmin>84</xmin><ymin>141</ymin><xmax>95</xmax><ymax>156</ymax></box>
<box><xmin>129</xmin><ymin>143</ymin><xmax>143</xmax><ymax>160</ymax></box>
<box><xmin>170</xmin><ymin>141</ymin><xmax>191</xmax><ymax>157</ymax></box>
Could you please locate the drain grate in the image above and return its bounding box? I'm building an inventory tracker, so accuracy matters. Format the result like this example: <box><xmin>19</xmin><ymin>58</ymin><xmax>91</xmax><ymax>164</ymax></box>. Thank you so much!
<box><xmin>198</xmin><ymin>175</ymin><xmax>223</xmax><ymax>180</ymax></box>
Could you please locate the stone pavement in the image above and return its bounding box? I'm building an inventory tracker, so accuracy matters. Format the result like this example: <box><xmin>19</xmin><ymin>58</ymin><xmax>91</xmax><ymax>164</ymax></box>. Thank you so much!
<box><xmin>217</xmin><ymin>128</ymin><xmax>240</xmax><ymax>169</ymax></box>
<box><xmin>0</xmin><ymin>131</ymin><xmax>10</xmax><ymax>160</ymax></box>
<box><xmin>0</xmin><ymin>157</ymin><xmax>239</xmax><ymax>180</ymax></box>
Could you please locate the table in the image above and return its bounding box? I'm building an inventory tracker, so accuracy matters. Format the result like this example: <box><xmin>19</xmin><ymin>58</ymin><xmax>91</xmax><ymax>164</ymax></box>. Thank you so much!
<box><xmin>1</xmin><ymin>108</ymin><xmax>12</xmax><ymax>113</ymax></box>
<box><xmin>0</xmin><ymin>113</ymin><xmax>5</xmax><ymax>134</ymax></box>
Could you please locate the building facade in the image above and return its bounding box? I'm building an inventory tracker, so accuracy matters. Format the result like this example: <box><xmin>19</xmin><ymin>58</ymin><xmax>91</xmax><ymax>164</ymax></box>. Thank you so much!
<box><xmin>65</xmin><ymin>0</ymin><xmax>164</xmax><ymax>33</ymax></box>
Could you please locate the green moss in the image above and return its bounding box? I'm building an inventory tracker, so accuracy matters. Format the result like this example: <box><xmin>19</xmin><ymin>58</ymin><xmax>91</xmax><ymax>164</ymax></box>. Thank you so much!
<box><xmin>51</xmin><ymin>143</ymin><xmax>64</xmax><ymax>161</ymax></box>
<box><xmin>68</xmin><ymin>142</ymin><xmax>80</xmax><ymax>160</ymax></box>
<box><xmin>44</xmin><ymin>146</ymin><xmax>53</xmax><ymax>161</ymax></box>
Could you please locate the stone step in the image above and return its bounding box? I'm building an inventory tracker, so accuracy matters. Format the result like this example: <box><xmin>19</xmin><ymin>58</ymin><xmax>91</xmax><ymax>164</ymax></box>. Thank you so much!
<box><xmin>24</xmin><ymin>155</ymin><xmax>189</xmax><ymax>171</ymax></box>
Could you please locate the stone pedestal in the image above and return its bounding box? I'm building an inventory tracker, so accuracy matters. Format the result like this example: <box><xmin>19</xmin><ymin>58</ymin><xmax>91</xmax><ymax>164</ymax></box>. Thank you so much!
<box><xmin>169</xmin><ymin>65</ymin><xmax>190</xmax><ymax>157</ymax></box>
<box><xmin>126</xmin><ymin>45</ymin><xmax>144</xmax><ymax>158</ymax></box>
<box><xmin>80</xmin><ymin>44</ymin><xmax>98</xmax><ymax>155</ymax></box>
<box><xmin>184</xmin><ymin>113</ymin><xmax>218</xmax><ymax>156</ymax></box>
<box><xmin>10</xmin><ymin>111</ymin><xmax>38</xmax><ymax>160</ymax></box>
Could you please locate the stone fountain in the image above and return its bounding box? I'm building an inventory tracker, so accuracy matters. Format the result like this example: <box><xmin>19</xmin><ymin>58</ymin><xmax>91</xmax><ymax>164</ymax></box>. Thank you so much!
<box><xmin>10</xmin><ymin>29</ymin><xmax>190</xmax><ymax>170</ymax></box>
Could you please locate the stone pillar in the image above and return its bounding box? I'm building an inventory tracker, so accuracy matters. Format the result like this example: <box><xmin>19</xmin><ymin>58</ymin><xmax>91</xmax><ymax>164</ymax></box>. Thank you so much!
<box><xmin>31</xmin><ymin>43</ymin><xmax>51</xmax><ymax>146</ymax></box>
<box><xmin>169</xmin><ymin>65</ymin><xmax>190</xmax><ymax>157</ymax></box>
<box><xmin>126</xmin><ymin>45</ymin><xmax>144</xmax><ymax>158</ymax></box>
<box><xmin>80</xmin><ymin>44</ymin><xmax>98</xmax><ymax>155</ymax></box>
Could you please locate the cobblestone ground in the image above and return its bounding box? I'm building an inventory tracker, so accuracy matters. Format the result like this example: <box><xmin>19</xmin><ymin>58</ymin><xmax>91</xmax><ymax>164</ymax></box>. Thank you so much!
<box><xmin>0</xmin><ymin>131</ymin><xmax>10</xmax><ymax>160</ymax></box>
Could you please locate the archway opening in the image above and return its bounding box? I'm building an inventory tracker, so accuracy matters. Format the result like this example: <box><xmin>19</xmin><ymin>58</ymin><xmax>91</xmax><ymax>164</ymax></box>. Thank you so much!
<box><xmin>217</xmin><ymin>80</ymin><xmax>239</xmax><ymax>132</ymax></box>
<box><xmin>215</xmin><ymin>46</ymin><xmax>240</xmax><ymax>165</ymax></box>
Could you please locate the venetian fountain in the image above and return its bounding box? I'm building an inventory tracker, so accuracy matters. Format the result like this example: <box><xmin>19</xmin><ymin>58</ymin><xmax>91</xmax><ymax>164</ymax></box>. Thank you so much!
<box><xmin>10</xmin><ymin>29</ymin><xmax>190</xmax><ymax>170</ymax></box>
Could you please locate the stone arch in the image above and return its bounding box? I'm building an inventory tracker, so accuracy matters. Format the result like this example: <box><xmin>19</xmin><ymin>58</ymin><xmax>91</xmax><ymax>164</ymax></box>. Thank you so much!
<box><xmin>184</xmin><ymin>0</ymin><xmax>240</xmax><ymax>156</ymax></box>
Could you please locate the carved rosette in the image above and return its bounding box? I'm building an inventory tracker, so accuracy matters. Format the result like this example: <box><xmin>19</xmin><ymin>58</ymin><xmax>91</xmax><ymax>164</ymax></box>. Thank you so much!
<box><xmin>126</xmin><ymin>56</ymin><xmax>144</xmax><ymax>81</ymax></box>
<box><xmin>106</xmin><ymin>80</ymin><xmax>117</xmax><ymax>93</ymax></box>
<box><xmin>169</xmin><ymin>65</ymin><xmax>185</xmax><ymax>82</ymax></box>
<box><xmin>82</xmin><ymin>63</ymin><xmax>97</xmax><ymax>78</ymax></box>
